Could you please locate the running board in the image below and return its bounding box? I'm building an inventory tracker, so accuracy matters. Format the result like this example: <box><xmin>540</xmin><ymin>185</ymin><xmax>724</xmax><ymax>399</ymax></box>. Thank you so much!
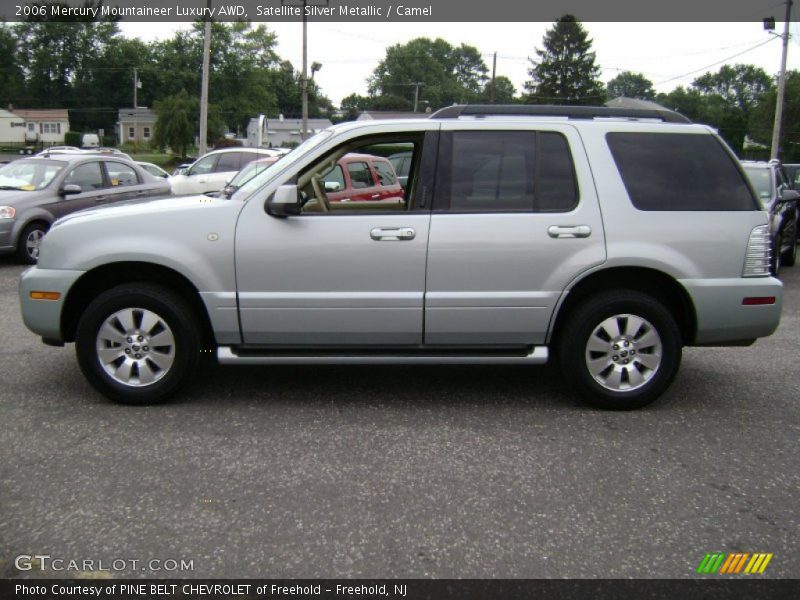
<box><xmin>217</xmin><ymin>346</ymin><xmax>549</xmax><ymax>365</ymax></box>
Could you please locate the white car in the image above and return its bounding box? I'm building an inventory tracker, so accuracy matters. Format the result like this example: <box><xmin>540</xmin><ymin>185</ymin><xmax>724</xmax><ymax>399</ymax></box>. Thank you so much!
<box><xmin>168</xmin><ymin>148</ymin><xmax>280</xmax><ymax>195</ymax></box>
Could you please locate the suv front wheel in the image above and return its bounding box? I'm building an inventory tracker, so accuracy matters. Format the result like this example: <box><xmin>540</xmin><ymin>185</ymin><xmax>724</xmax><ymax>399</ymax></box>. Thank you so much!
<box><xmin>75</xmin><ymin>283</ymin><xmax>200</xmax><ymax>404</ymax></box>
<box><xmin>558</xmin><ymin>291</ymin><xmax>682</xmax><ymax>410</ymax></box>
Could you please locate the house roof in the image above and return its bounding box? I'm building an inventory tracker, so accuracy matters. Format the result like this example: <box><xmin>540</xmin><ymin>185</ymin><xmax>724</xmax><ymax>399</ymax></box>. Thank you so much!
<box><xmin>265</xmin><ymin>118</ymin><xmax>333</xmax><ymax>131</ymax></box>
<box><xmin>0</xmin><ymin>109</ymin><xmax>22</xmax><ymax>119</ymax></box>
<box><xmin>117</xmin><ymin>107</ymin><xmax>157</xmax><ymax>122</ymax></box>
<box><xmin>12</xmin><ymin>108</ymin><xmax>69</xmax><ymax>121</ymax></box>
<box><xmin>357</xmin><ymin>111</ymin><xmax>424</xmax><ymax>121</ymax></box>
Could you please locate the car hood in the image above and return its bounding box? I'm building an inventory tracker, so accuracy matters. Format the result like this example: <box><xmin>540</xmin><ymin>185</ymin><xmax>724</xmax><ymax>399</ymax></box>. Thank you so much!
<box><xmin>0</xmin><ymin>189</ymin><xmax>45</xmax><ymax>205</ymax></box>
<box><xmin>52</xmin><ymin>194</ymin><xmax>236</xmax><ymax>228</ymax></box>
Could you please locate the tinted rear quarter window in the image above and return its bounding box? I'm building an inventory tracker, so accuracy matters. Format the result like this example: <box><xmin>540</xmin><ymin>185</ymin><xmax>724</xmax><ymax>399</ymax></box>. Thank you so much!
<box><xmin>606</xmin><ymin>132</ymin><xmax>756</xmax><ymax>211</ymax></box>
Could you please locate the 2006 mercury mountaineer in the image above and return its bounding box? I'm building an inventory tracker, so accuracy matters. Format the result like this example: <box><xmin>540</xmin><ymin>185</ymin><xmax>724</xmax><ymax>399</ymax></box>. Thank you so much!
<box><xmin>19</xmin><ymin>105</ymin><xmax>783</xmax><ymax>409</ymax></box>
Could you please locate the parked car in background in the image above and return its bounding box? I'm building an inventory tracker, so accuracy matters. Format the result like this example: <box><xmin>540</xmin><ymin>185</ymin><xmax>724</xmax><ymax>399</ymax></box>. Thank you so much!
<box><xmin>782</xmin><ymin>163</ymin><xmax>800</xmax><ymax>191</ymax></box>
<box><xmin>742</xmin><ymin>160</ymin><xmax>799</xmax><ymax>275</ymax></box>
<box><xmin>388</xmin><ymin>150</ymin><xmax>412</xmax><ymax>189</ymax></box>
<box><xmin>0</xmin><ymin>154</ymin><xmax>170</xmax><ymax>264</ymax></box>
<box><xmin>137</xmin><ymin>161</ymin><xmax>170</xmax><ymax>179</ymax></box>
<box><xmin>319</xmin><ymin>153</ymin><xmax>404</xmax><ymax>207</ymax></box>
<box><xmin>81</xmin><ymin>134</ymin><xmax>100</xmax><ymax>149</ymax></box>
<box><xmin>169</xmin><ymin>148</ymin><xmax>280</xmax><ymax>195</ymax></box>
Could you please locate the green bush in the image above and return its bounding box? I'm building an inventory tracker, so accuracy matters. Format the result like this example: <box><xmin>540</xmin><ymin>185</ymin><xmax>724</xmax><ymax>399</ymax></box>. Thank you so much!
<box><xmin>212</xmin><ymin>137</ymin><xmax>243</xmax><ymax>149</ymax></box>
<box><xmin>102</xmin><ymin>135</ymin><xmax>117</xmax><ymax>148</ymax></box>
<box><xmin>64</xmin><ymin>131</ymin><xmax>81</xmax><ymax>147</ymax></box>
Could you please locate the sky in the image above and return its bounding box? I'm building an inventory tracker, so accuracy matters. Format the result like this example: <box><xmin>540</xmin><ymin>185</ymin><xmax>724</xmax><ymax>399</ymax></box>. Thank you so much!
<box><xmin>118</xmin><ymin>21</ymin><xmax>800</xmax><ymax>106</ymax></box>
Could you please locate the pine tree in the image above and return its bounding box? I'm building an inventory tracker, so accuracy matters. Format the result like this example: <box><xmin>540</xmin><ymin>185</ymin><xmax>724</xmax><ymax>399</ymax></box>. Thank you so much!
<box><xmin>524</xmin><ymin>15</ymin><xmax>605</xmax><ymax>106</ymax></box>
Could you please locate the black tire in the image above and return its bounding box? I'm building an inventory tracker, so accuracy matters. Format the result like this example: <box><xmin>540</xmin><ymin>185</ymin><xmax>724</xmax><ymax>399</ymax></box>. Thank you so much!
<box><xmin>782</xmin><ymin>234</ymin><xmax>797</xmax><ymax>267</ymax></box>
<box><xmin>16</xmin><ymin>222</ymin><xmax>48</xmax><ymax>265</ymax></box>
<box><xmin>771</xmin><ymin>236</ymin><xmax>782</xmax><ymax>276</ymax></box>
<box><xmin>75</xmin><ymin>283</ymin><xmax>201</xmax><ymax>405</ymax></box>
<box><xmin>557</xmin><ymin>290</ymin><xmax>682</xmax><ymax>410</ymax></box>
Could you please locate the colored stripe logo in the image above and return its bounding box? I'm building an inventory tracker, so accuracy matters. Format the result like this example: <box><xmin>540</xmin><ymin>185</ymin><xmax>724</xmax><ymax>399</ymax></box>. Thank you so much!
<box><xmin>697</xmin><ymin>552</ymin><xmax>773</xmax><ymax>574</ymax></box>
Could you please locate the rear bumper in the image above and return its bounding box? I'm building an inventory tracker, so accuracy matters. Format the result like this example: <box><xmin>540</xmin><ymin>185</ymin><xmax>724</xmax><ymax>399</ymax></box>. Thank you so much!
<box><xmin>19</xmin><ymin>267</ymin><xmax>85</xmax><ymax>342</ymax></box>
<box><xmin>680</xmin><ymin>277</ymin><xmax>783</xmax><ymax>345</ymax></box>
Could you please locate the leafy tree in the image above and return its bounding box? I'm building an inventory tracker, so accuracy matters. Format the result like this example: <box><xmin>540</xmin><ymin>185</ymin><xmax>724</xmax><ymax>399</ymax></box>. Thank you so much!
<box><xmin>368</xmin><ymin>37</ymin><xmax>488</xmax><ymax>110</ymax></box>
<box><xmin>748</xmin><ymin>71</ymin><xmax>800</xmax><ymax>160</ymax></box>
<box><xmin>0</xmin><ymin>26</ymin><xmax>24</xmax><ymax>108</ymax></box>
<box><xmin>152</xmin><ymin>90</ymin><xmax>222</xmax><ymax>157</ymax></box>
<box><xmin>606</xmin><ymin>71</ymin><xmax>655</xmax><ymax>100</ymax></box>
<box><xmin>693</xmin><ymin>64</ymin><xmax>772</xmax><ymax>112</ymax></box>
<box><xmin>483</xmin><ymin>76</ymin><xmax>517</xmax><ymax>104</ymax></box>
<box><xmin>524</xmin><ymin>15</ymin><xmax>604</xmax><ymax>105</ymax></box>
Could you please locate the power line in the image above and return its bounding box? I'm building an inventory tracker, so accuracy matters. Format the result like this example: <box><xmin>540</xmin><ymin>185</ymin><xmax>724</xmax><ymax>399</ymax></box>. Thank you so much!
<box><xmin>653</xmin><ymin>37</ymin><xmax>779</xmax><ymax>86</ymax></box>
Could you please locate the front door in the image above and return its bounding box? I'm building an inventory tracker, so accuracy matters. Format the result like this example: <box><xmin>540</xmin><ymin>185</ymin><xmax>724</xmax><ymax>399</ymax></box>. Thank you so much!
<box><xmin>235</xmin><ymin>130</ymin><xmax>435</xmax><ymax>346</ymax></box>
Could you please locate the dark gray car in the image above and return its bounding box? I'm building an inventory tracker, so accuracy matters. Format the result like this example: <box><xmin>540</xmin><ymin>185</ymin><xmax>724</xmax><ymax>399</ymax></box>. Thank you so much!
<box><xmin>0</xmin><ymin>155</ymin><xmax>171</xmax><ymax>264</ymax></box>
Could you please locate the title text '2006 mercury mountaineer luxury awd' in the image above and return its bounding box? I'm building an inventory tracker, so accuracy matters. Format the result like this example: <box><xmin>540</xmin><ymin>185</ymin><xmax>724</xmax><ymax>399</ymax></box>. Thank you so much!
<box><xmin>19</xmin><ymin>105</ymin><xmax>782</xmax><ymax>409</ymax></box>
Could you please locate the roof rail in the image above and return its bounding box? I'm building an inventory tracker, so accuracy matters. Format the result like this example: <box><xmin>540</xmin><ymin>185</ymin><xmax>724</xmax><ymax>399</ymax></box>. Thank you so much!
<box><xmin>429</xmin><ymin>104</ymin><xmax>692</xmax><ymax>124</ymax></box>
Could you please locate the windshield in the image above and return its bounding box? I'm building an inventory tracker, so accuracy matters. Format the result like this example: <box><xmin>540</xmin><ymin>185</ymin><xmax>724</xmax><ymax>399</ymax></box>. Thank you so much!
<box><xmin>0</xmin><ymin>159</ymin><xmax>65</xmax><ymax>191</ymax></box>
<box><xmin>743</xmin><ymin>167</ymin><xmax>773</xmax><ymax>207</ymax></box>
<box><xmin>234</xmin><ymin>130</ymin><xmax>334</xmax><ymax>199</ymax></box>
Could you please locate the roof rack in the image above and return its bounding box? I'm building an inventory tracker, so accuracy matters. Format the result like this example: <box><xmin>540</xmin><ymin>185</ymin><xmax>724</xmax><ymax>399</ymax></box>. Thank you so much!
<box><xmin>429</xmin><ymin>104</ymin><xmax>692</xmax><ymax>124</ymax></box>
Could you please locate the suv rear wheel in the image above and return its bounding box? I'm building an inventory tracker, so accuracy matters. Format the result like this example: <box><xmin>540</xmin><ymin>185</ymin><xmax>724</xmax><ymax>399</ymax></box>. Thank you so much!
<box><xmin>75</xmin><ymin>283</ymin><xmax>200</xmax><ymax>404</ymax></box>
<box><xmin>558</xmin><ymin>291</ymin><xmax>682</xmax><ymax>410</ymax></box>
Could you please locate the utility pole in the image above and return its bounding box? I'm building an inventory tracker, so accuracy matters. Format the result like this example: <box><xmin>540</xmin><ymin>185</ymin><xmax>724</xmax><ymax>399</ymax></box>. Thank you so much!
<box><xmin>301</xmin><ymin>0</ymin><xmax>308</xmax><ymax>140</ymax></box>
<box><xmin>133</xmin><ymin>67</ymin><xmax>138</xmax><ymax>108</ymax></box>
<box><xmin>490</xmin><ymin>52</ymin><xmax>497</xmax><ymax>104</ymax></box>
<box><xmin>199</xmin><ymin>0</ymin><xmax>212</xmax><ymax>156</ymax></box>
<box><xmin>771</xmin><ymin>0</ymin><xmax>793</xmax><ymax>160</ymax></box>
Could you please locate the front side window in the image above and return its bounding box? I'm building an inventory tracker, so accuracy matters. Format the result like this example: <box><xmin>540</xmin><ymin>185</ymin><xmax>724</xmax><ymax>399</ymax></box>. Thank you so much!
<box><xmin>297</xmin><ymin>136</ymin><xmax>420</xmax><ymax>213</ymax></box>
<box><xmin>434</xmin><ymin>130</ymin><xmax>578</xmax><ymax>212</ymax></box>
<box><xmin>189</xmin><ymin>154</ymin><xmax>217</xmax><ymax>176</ymax></box>
<box><xmin>346</xmin><ymin>161</ymin><xmax>373</xmax><ymax>189</ymax></box>
<box><xmin>607</xmin><ymin>132</ymin><xmax>757</xmax><ymax>211</ymax></box>
<box><xmin>65</xmin><ymin>162</ymin><xmax>104</xmax><ymax>192</ymax></box>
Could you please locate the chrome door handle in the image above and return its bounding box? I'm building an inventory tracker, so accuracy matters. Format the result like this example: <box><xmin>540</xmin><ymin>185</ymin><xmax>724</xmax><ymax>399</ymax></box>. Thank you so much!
<box><xmin>548</xmin><ymin>225</ymin><xmax>592</xmax><ymax>238</ymax></box>
<box><xmin>371</xmin><ymin>194</ymin><xmax>381</xmax><ymax>199</ymax></box>
<box><xmin>370</xmin><ymin>227</ymin><xmax>416</xmax><ymax>241</ymax></box>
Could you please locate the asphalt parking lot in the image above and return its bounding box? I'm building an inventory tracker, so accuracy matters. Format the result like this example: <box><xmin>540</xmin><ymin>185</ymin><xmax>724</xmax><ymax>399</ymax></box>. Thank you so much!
<box><xmin>0</xmin><ymin>255</ymin><xmax>798</xmax><ymax>579</ymax></box>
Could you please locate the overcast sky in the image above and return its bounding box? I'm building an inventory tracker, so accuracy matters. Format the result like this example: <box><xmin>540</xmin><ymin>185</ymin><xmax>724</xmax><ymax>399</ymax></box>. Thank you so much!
<box><xmin>118</xmin><ymin>21</ymin><xmax>800</xmax><ymax>106</ymax></box>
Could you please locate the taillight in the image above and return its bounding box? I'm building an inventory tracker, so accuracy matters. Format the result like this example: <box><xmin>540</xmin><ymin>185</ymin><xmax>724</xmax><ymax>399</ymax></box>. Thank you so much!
<box><xmin>742</xmin><ymin>225</ymin><xmax>771</xmax><ymax>277</ymax></box>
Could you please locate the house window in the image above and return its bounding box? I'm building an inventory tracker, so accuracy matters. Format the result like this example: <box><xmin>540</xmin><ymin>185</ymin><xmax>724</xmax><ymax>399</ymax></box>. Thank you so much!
<box><xmin>143</xmin><ymin>127</ymin><xmax>151</xmax><ymax>139</ymax></box>
<box><xmin>42</xmin><ymin>123</ymin><xmax>60</xmax><ymax>134</ymax></box>
<box><xmin>128</xmin><ymin>127</ymin><xmax>135</xmax><ymax>140</ymax></box>
<box><xmin>27</xmin><ymin>123</ymin><xmax>34</xmax><ymax>132</ymax></box>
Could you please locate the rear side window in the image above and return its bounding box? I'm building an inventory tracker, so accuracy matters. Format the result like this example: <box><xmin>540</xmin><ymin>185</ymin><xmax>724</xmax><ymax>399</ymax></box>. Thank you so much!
<box><xmin>215</xmin><ymin>152</ymin><xmax>242</xmax><ymax>172</ymax></box>
<box><xmin>435</xmin><ymin>130</ymin><xmax>578</xmax><ymax>212</ymax></box>
<box><xmin>606</xmin><ymin>132</ymin><xmax>757</xmax><ymax>211</ymax></box>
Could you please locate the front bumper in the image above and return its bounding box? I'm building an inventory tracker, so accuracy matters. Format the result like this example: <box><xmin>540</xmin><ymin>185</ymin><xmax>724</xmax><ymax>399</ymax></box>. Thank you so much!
<box><xmin>19</xmin><ymin>267</ymin><xmax>85</xmax><ymax>342</ymax></box>
<box><xmin>680</xmin><ymin>277</ymin><xmax>783</xmax><ymax>345</ymax></box>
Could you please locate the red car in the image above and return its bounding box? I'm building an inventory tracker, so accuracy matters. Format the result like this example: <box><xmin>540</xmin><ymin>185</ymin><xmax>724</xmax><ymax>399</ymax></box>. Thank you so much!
<box><xmin>321</xmin><ymin>153</ymin><xmax>404</xmax><ymax>205</ymax></box>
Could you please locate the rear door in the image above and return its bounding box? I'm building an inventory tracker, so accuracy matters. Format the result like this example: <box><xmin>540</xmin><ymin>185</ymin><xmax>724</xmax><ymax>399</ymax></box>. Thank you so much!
<box><xmin>48</xmin><ymin>160</ymin><xmax>110</xmax><ymax>217</ymax></box>
<box><xmin>424</xmin><ymin>123</ymin><xmax>606</xmax><ymax>345</ymax></box>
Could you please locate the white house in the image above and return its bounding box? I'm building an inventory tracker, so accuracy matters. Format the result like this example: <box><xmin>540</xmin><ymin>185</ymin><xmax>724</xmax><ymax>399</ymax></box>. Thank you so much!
<box><xmin>247</xmin><ymin>114</ymin><xmax>333</xmax><ymax>147</ymax></box>
<box><xmin>12</xmin><ymin>109</ymin><xmax>70</xmax><ymax>144</ymax></box>
<box><xmin>0</xmin><ymin>109</ymin><xmax>27</xmax><ymax>144</ymax></box>
<box><xmin>117</xmin><ymin>107</ymin><xmax>157</xmax><ymax>144</ymax></box>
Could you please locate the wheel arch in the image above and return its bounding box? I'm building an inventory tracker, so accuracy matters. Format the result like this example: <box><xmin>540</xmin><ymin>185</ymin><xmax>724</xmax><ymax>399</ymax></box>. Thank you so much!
<box><xmin>61</xmin><ymin>261</ymin><xmax>216</xmax><ymax>347</ymax></box>
<box><xmin>548</xmin><ymin>266</ymin><xmax>697</xmax><ymax>346</ymax></box>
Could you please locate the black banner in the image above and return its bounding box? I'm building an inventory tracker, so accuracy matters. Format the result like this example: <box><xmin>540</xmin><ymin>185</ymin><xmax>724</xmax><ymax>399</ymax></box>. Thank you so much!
<box><xmin>0</xmin><ymin>0</ymin><xmax>795</xmax><ymax>23</ymax></box>
<box><xmin>3</xmin><ymin>579</ymin><xmax>800</xmax><ymax>600</ymax></box>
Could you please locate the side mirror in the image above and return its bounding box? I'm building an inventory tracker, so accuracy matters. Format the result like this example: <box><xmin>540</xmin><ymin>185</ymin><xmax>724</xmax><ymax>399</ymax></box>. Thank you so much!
<box><xmin>266</xmin><ymin>184</ymin><xmax>302</xmax><ymax>218</ymax></box>
<box><xmin>780</xmin><ymin>189</ymin><xmax>800</xmax><ymax>202</ymax></box>
<box><xmin>324</xmin><ymin>181</ymin><xmax>341</xmax><ymax>192</ymax></box>
<box><xmin>60</xmin><ymin>184</ymin><xmax>82</xmax><ymax>196</ymax></box>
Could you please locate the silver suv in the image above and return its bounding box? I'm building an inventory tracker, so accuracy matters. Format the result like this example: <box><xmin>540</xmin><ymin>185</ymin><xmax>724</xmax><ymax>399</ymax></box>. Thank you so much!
<box><xmin>19</xmin><ymin>105</ymin><xmax>783</xmax><ymax>409</ymax></box>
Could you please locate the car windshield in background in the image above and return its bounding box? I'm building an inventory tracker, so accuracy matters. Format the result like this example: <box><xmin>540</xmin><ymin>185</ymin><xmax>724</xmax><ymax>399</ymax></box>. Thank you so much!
<box><xmin>0</xmin><ymin>160</ymin><xmax>65</xmax><ymax>191</ymax></box>
<box><xmin>234</xmin><ymin>130</ymin><xmax>333</xmax><ymax>199</ymax></box>
<box><xmin>743</xmin><ymin>167</ymin><xmax>773</xmax><ymax>207</ymax></box>
<box><xmin>228</xmin><ymin>160</ymin><xmax>279</xmax><ymax>189</ymax></box>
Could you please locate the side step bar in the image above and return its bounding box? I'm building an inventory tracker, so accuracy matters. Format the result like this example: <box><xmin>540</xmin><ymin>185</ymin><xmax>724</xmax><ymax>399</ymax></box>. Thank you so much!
<box><xmin>217</xmin><ymin>346</ymin><xmax>549</xmax><ymax>365</ymax></box>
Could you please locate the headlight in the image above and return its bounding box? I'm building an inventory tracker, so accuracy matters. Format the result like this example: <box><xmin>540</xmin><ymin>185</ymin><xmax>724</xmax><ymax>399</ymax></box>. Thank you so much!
<box><xmin>0</xmin><ymin>206</ymin><xmax>16</xmax><ymax>219</ymax></box>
